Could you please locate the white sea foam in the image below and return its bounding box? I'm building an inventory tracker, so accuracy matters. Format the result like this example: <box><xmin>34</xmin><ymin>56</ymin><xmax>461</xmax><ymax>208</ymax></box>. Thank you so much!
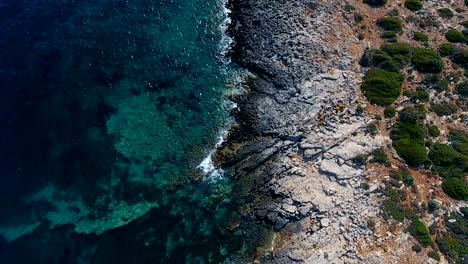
<box><xmin>197</xmin><ymin>128</ymin><xmax>229</xmax><ymax>182</ymax></box>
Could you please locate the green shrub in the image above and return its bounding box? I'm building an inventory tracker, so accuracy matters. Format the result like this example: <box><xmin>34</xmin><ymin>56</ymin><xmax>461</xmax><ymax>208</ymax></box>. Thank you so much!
<box><xmin>370</xmin><ymin>148</ymin><xmax>390</xmax><ymax>165</ymax></box>
<box><xmin>437</xmin><ymin>234</ymin><xmax>468</xmax><ymax>263</ymax></box>
<box><xmin>411</xmin><ymin>48</ymin><xmax>444</xmax><ymax>73</ymax></box>
<box><xmin>360</xmin><ymin>68</ymin><xmax>403</xmax><ymax>106</ymax></box>
<box><xmin>401</xmin><ymin>167</ymin><xmax>415</xmax><ymax>186</ymax></box>
<box><xmin>438</xmin><ymin>8</ymin><xmax>454</xmax><ymax>18</ymax></box>
<box><xmin>408</xmin><ymin>219</ymin><xmax>433</xmax><ymax>247</ymax></box>
<box><xmin>428</xmin><ymin>199</ymin><xmax>440</xmax><ymax>212</ymax></box>
<box><xmin>384</xmin><ymin>106</ymin><xmax>396</xmax><ymax>118</ymax></box>
<box><xmin>393</xmin><ymin>138</ymin><xmax>428</xmax><ymax>166</ymax></box>
<box><xmin>451</xmin><ymin>48</ymin><xmax>468</xmax><ymax>68</ymax></box>
<box><xmin>433</xmin><ymin>103</ymin><xmax>457</xmax><ymax>116</ymax></box>
<box><xmin>462</xmin><ymin>20</ymin><xmax>468</xmax><ymax>28</ymax></box>
<box><xmin>367</xmin><ymin>122</ymin><xmax>378</xmax><ymax>135</ymax></box>
<box><xmin>391</xmin><ymin>122</ymin><xmax>425</xmax><ymax>142</ymax></box>
<box><xmin>398</xmin><ymin>107</ymin><xmax>425</xmax><ymax>123</ymax></box>
<box><xmin>446</xmin><ymin>29</ymin><xmax>465</xmax><ymax>43</ymax></box>
<box><xmin>429</xmin><ymin>143</ymin><xmax>467</xmax><ymax>167</ymax></box>
<box><xmin>433</xmin><ymin>78</ymin><xmax>449</xmax><ymax>91</ymax></box>
<box><xmin>405</xmin><ymin>0</ymin><xmax>422</xmax><ymax>11</ymax></box>
<box><xmin>427</xmin><ymin>251</ymin><xmax>441</xmax><ymax>261</ymax></box>
<box><xmin>428</xmin><ymin>125</ymin><xmax>440</xmax><ymax>138</ymax></box>
<box><xmin>438</xmin><ymin>43</ymin><xmax>456</xmax><ymax>56</ymax></box>
<box><xmin>383</xmin><ymin>43</ymin><xmax>413</xmax><ymax>65</ymax></box>
<box><xmin>344</xmin><ymin>4</ymin><xmax>356</xmax><ymax>12</ymax></box>
<box><xmin>383</xmin><ymin>198</ymin><xmax>405</xmax><ymax>222</ymax></box>
<box><xmin>449</xmin><ymin>130</ymin><xmax>468</xmax><ymax>156</ymax></box>
<box><xmin>415</xmin><ymin>88</ymin><xmax>429</xmax><ymax>102</ymax></box>
<box><xmin>423</xmin><ymin>74</ymin><xmax>439</xmax><ymax>84</ymax></box>
<box><xmin>413</xmin><ymin>32</ymin><xmax>428</xmax><ymax>42</ymax></box>
<box><xmin>353</xmin><ymin>154</ymin><xmax>368</xmax><ymax>166</ymax></box>
<box><xmin>377</xmin><ymin>17</ymin><xmax>403</xmax><ymax>31</ymax></box>
<box><xmin>443</xmin><ymin>177</ymin><xmax>468</xmax><ymax>200</ymax></box>
<box><xmin>456</xmin><ymin>81</ymin><xmax>468</xmax><ymax>97</ymax></box>
<box><xmin>360</xmin><ymin>49</ymin><xmax>399</xmax><ymax>72</ymax></box>
<box><xmin>355</xmin><ymin>13</ymin><xmax>364</xmax><ymax>23</ymax></box>
<box><xmin>361</xmin><ymin>182</ymin><xmax>370</xmax><ymax>190</ymax></box>
<box><xmin>363</xmin><ymin>0</ymin><xmax>387</xmax><ymax>6</ymax></box>
<box><xmin>412</xmin><ymin>244</ymin><xmax>422</xmax><ymax>252</ymax></box>
<box><xmin>381</xmin><ymin>31</ymin><xmax>397</xmax><ymax>39</ymax></box>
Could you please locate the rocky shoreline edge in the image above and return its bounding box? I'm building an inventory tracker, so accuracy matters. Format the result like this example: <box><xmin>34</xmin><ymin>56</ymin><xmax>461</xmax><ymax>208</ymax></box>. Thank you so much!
<box><xmin>215</xmin><ymin>0</ymin><xmax>389</xmax><ymax>263</ymax></box>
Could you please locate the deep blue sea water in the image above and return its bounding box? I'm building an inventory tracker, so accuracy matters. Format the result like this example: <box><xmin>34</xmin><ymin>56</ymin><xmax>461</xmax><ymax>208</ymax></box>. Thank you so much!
<box><xmin>0</xmin><ymin>0</ymin><xmax>272</xmax><ymax>263</ymax></box>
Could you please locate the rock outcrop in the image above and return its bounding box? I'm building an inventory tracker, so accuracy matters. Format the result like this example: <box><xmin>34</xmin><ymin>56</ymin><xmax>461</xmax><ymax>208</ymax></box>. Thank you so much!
<box><xmin>218</xmin><ymin>0</ymin><xmax>393</xmax><ymax>262</ymax></box>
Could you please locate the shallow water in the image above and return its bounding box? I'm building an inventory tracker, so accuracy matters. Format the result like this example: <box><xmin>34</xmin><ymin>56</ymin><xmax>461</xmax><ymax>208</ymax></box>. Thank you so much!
<box><xmin>0</xmin><ymin>0</ymin><xmax>271</xmax><ymax>263</ymax></box>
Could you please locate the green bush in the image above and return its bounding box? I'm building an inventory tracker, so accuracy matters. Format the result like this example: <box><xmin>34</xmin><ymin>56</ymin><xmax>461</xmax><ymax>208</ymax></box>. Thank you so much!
<box><xmin>405</xmin><ymin>0</ymin><xmax>422</xmax><ymax>11</ymax></box>
<box><xmin>401</xmin><ymin>167</ymin><xmax>415</xmax><ymax>186</ymax></box>
<box><xmin>360</xmin><ymin>49</ymin><xmax>399</xmax><ymax>72</ymax></box>
<box><xmin>412</xmin><ymin>244</ymin><xmax>422</xmax><ymax>252</ymax></box>
<box><xmin>383</xmin><ymin>198</ymin><xmax>405</xmax><ymax>222</ymax></box>
<box><xmin>393</xmin><ymin>138</ymin><xmax>428</xmax><ymax>166</ymax></box>
<box><xmin>449</xmin><ymin>130</ymin><xmax>468</xmax><ymax>156</ymax></box>
<box><xmin>427</xmin><ymin>251</ymin><xmax>441</xmax><ymax>261</ymax></box>
<box><xmin>433</xmin><ymin>78</ymin><xmax>449</xmax><ymax>91</ymax></box>
<box><xmin>367</xmin><ymin>122</ymin><xmax>378</xmax><ymax>135</ymax></box>
<box><xmin>443</xmin><ymin>177</ymin><xmax>468</xmax><ymax>200</ymax></box>
<box><xmin>383</xmin><ymin>43</ymin><xmax>413</xmax><ymax>65</ymax></box>
<box><xmin>438</xmin><ymin>8</ymin><xmax>454</xmax><ymax>18</ymax></box>
<box><xmin>344</xmin><ymin>4</ymin><xmax>356</xmax><ymax>12</ymax></box>
<box><xmin>433</xmin><ymin>103</ymin><xmax>457</xmax><ymax>116</ymax></box>
<box><xmin>398</xmin><ymin>107</ymin><xmax>425</xmax><ymax>123</ymax></box>
<box><xmin>391</xmin><ymin>122</ymin><xmax>425</xmax><ymax>142</ymax></box>
<box><xmin>428</xmin><ymin>199</ymin><xmax>440</xmax><ymax>212</ymax></box>
<box><xmin>429</xmin><ymin>143</ymin><xmax>466</xmax><ymax>167</ymax></box>
<box><xmin>446</xmin><ymin>29</ymin><xmax>465</xmax><ymax>43</ymax></box>
<box><xmin>381</xmin><ymin>31</ymin><xmax>397</xmax><ymax>39</ymax></box>
<box><xmin>456</xmin><ymin>81</ymin><xmax>468</xmax><ymax>97</ymax></box>
<box><xmin>451</xmin><ymin>48</ymin><xmax>468</xmax><ymax>68</ymax></box>
<box><xmin>462</xmin><ymin>20</ymin><xmax>468</xmax><ymax>27</ymax></box>
<box><xmin>355</xmin><ymin>13</ymin><xmax>364</xmax><ymax>23</ymax></box>
<box><xmin>384</xmin><ymin>106</ymin><xmax>396</xmax><ymax>118</ymax></box>
<box><xmin>423</xmin><ymin>74</ymin><xmax>439</xmax><ymax>84</ymax></box>
<box><xmin>363</xmin><ymin>0</ymin><xmax>387</xmax><ymax>6</ymax></box>
<box><xmin>360</xmin><ymin>68</ymin><xmax>403</xmax><ymax>106</ymax></box>
<box><xmin>370</xmin><ymin>148</ymin><xmax>390</xmax><ymax>165</ymax></box>
<box><xmin>428</xmin><ymin>125</ymin><xmax>440</xmax><ymax>138</ymax></box>
<box><xmin>377</xmin><ymin>17</ymin><xmax>403</xmax><ymax>31</ymax></box>
<box><xmin>408</xmin><ymin>219</ymin><xmax>433</xmax><ymax>247</ymax></box>
<box><xmin>411</xmin><ymin>48</ymin><xmax>444</xmax><ymax>73</ymax></box>
<box><xmin>413</xmin><ymin>32</ymin><xmax>428</xmax><ymax>42</ymax></box>
<box><xmin>439</xmin><ymin>43</ymin><xmax>457</xmax><ymax>56</ymax></box>
<box><xmin>415</xmin><ymin>88</ymin><xmax>429</xmax><ymax>102</ymax></box>
<box><xmin>437</xmin><ymin>234</ymin><xmax>468</xmax><ymax>263</ymax></box>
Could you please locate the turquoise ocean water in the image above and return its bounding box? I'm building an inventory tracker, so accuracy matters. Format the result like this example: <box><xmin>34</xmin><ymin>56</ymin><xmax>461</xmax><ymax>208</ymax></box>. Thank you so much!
<box><xmin>0</xmin><ymin>0</ymin><xmax>271</xmax><ymax>262</ymax></box>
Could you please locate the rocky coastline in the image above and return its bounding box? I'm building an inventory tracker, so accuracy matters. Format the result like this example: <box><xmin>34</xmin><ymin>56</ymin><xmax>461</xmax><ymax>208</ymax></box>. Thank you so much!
<box><xmin>220</xmin><ymin>0</ymin><xmax>468</xmax><ymax>263</ymax></box>
<box><xmin>220</xmin><ymin>0</ymin><xmax>387</xmax><ymax>262</ymax></box>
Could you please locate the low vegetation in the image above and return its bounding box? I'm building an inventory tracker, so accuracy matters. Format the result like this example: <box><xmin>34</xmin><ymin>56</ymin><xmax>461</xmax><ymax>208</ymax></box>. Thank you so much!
<box><xmin>363</xmin><ymin>0</ymin><xmax>387</xmax><ymax>7</ymax></box>
<box><xmin>438</xmin><ymin>43</ymin><xmax>456</xmax><ymax>56</ymax></box>
<box><xmin>445</xmin><ymin>29</ymin><xmax>465</xmax><ymax>43</ymax></box>
<box><xmin>360</xmin><ymin>68</ymin><xmax>403</xmax><ymax>106</ymax></box>
<box><xmin>438</xmin><ymin>8</ymin><xmax>454</xmax><ymax>18</ymax></box>
<box><xmin>413</xmin><ymin>32</ymin><xmax>428</xmax><ymax>42</ymax></box>
<box><xmin>411</xmin><ymin>48</ymin><xmax>444</xmax><ymax>73</ymax></box>
<box><xmin>384</xmin><ymin>106</ymin><xmax>396</xmax><ymax>118</ymax></box>
<box><xmin>404</xmin><ymin>0</ymin><xmax>422</xmax><ymax>11</ymax></box>
<box><xmin>377</xmin><ymin>17</ymin><xmax>403</xmax><ymax>31</ymax></box>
